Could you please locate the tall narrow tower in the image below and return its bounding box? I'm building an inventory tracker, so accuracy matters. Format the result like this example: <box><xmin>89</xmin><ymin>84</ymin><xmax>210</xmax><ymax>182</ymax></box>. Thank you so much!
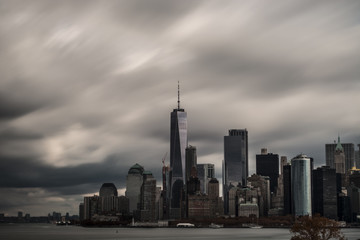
<box><xmin>223</xmin><ymin>129</ymin><xmax>248</xmax><ymax>215</ymax></box>
<box><xmin>334</xmin><ymin>136</ymin><xmax>345</xmax><ymax>174</ymax></box>
<box><xmin>291</xmin><ymin>154</ymin><xmax>312</xmax><ymax>217</ymax></box>
<box><xmin>169</xmin><ymin>82</ymin><xmax>188</xmax><ymax>218</ymax></box>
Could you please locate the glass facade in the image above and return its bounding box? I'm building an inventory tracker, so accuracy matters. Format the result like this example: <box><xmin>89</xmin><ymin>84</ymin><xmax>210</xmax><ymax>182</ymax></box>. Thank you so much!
<box><xmin>224</xmin><ymin>129</ymin><xmax>248</xmax><ymax>187</ymax></box>
<box><xmin>185</xmin><ymin>145</ymin><xmax>197</xmax><ymax>183</ymax></box>
<box><xmin>170</xmin><ymin>108</ymin><xmax>187</xmax><ymax>210</ymax></box>
<box><xmin>223</xmin><ymin>129</ymin><xmax>248</xmax><ymax>215</ymax></box>
<box><xmin>291</xmin><ymin>154</ymin><xmax>312</xmax><ymax>216</ymax></box>
<box><xmin>125</xmin><ymin>164</ymin><xmax>144</xmax><ymax>213</ymax></box>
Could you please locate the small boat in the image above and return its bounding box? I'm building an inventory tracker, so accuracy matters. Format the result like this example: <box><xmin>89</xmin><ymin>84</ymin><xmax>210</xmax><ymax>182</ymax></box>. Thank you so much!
<box><xmin>209</xmin><ymin>223</ymin><xmax>223</xmax><ymax>229</ymax></box>
<box><xmin>249</xmin><ymin>224</ymin><xmax>263</xmax><ymax>229</ymax></box>
<box><xmin>176</xmin><ymin>223</ymin><xmax>195</xmax><ymax>228</ymax></box>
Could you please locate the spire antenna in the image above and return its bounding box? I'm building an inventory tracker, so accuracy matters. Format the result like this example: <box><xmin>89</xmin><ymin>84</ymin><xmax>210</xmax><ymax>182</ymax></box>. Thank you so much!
<box><xmin>177</xmin><ymin>81</ymin><xmax>180</xmax><ymax>110</ymax></box>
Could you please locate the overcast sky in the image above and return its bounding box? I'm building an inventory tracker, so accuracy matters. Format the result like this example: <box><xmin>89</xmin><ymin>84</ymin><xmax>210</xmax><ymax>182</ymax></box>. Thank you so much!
<box><xmin>1</xmin><ymin>0</ymin><xmax>360</xmax><ymax>216</ymax></box>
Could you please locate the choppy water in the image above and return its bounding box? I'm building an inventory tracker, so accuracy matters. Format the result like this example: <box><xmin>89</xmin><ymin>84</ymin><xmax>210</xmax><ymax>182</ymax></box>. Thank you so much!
<box><xmin>0</xmin><ymin>224</ymin><xmax>359</xmax><ymax>240</ymax></box>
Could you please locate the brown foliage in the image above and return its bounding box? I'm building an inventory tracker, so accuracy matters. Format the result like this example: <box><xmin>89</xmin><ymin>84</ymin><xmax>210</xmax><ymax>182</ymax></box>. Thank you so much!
<box><xmin>290</xmin><ymin>214</ymin><xmax>346</xmax><ymax>240</ymax></box>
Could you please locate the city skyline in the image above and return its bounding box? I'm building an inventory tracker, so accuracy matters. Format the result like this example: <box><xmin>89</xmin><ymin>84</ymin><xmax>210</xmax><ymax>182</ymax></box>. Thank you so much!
<box><xmin>1</xmin><ymin>1</ymin><xmax>360</xmax><ymax>216</ymax></box>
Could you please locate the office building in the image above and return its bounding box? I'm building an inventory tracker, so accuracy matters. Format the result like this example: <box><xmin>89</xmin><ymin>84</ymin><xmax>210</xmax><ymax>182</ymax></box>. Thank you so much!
<box><xmin>79</xmin><ymin>203</ymin><xmax>84</xmax><ymax>221</ymax></box>
<box><xmin>187</xmin><ymin>167</ymin><xmax>201</xmax><ymax>195</ymax></box>
<box><xmin>162</xmin><ymin>163</ymin><xmax>170</xmax><ymax>219</ymax></box>
<box><xmin>125</xmin><ymin>163</ymin><xmax>144</xmax><ymax>214</ymax></box>
<box><xmin>355</xmin><ymin>144</ymin><xmax>360</xmax><ymax>169</ymax></box>
<box><xmin>185</xmin><ymin>145</ymin><xmax>197</xmax><ymax>184</ymax></box>
<box><xmin>208</xmin><ymin>178</ymin><xmax>223</xmax><ymax>217</ymax></box>
<box><xmin>99</xmin><ymin>183</ymin><xmax>118</xmax><ymax>197</ymax></box>
<box><xmin>197</xmin><ymin>163</ymin><xmax>215</xmax><ymax>194</ymax></box>
<box><xmin>256</xmin><ymin>148</ymin><xmax>279</xmax><ymax>193</ymax></box>
<box><xmin>326</xmin><ymin>138</ymin><xmax>355</xmax><ymax>172</ymax></box>
<box><xmin>169</xmin><ymin>84</ymin><xmax>187</xmax><ymax>218</ymax></box>
<box><xmin>140</xmin><ymin>171</ymin><xmax>157</xmax><ymax>222</ymax></box>
<box><xmin>239</xmin><ymin>203</ymin><xmax>259</xmax><ymax>218</ymax></box>
<box><xmin>238</xmin><ymin>186</ymin><xmax>260</xmax><ymax>218</ymax></box>
<box><xmin>187</xmin><ymin>193</ymin><xmax>210</xmax><ymax>219</ymax></box>
<box><xmin>291</xmin><ymin>154</ymin><xmax>312</xmax><ymax>216</ymax></box>
<box><xmin>337</xmin><ymin>193</ymin><xmax>352</xmax><ymax>222</ymax></box>
<box><xmin>84</xmin><ymin>195</ymin><xmax>101</xmax><ymax>220</ymax></box>
<box><xmin>334</xmin><ymin>137</ymin><xmax>346</xmax><ymax>174</ymax></box>
<box><xmin>312</xmin><ymin>166</ymin><xmax>337</xmax><ymax>220</ymax></box>
<box><xmin>116</xmin><ymin>196</ymin><xmax>129</xmax><ymax>215</ymax></box>
<box><xmin>271</xmin><ymin>156</ymin><xmax>288</xmax><ymax>211</ymax></box>
<box><xmin>347</xmin><ymin>183</ymin><xmax>360</xmax><ymax>222</ymax></box>
<box><xmin>223</xmin><ymin>129</ymin><xmax>248</xmax><ymax>215</ymax></box>
<box><xmin>349</xmin><ymin>170</ymin><xmax>360</xmax><ymax>188</ymax></box>
<box><xmin>283</xmin><ymin>163</ymin><xmax>292</xmax><ymax>215</ymax></box>
<box><xmin>248</xmin><ymin>174</ymin><xmax>271</xmax><ymax>216</ymax></box>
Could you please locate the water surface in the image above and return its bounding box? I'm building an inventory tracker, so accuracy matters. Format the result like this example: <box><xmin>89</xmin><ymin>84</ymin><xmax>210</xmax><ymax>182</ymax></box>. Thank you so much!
<box><xmin>1</xmin><ymin>224</ymin><xmax>359</xmax><ymax>240</ymax></box>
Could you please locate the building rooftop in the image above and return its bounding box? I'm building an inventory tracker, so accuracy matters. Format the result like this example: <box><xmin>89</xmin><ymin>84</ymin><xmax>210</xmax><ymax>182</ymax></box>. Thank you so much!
<box><xmin>128</xmin><ymin>163</ymin><xmax>144</xmax><ymax>174</ymax></box>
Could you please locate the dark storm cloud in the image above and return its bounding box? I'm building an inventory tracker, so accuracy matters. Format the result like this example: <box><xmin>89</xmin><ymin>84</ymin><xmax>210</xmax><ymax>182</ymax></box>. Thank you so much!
<box><xmin>0</xmin><ymin>127</ymin><xmax>43</xmax><ymax>141</ymax></box>
<box><xmin>1</xmin><ymin>0</ymin><xmax>360</xmax><ymax>215</ymax></box>
<box><xmin>0</xmin><ymin>154</ymin><xmax>129</xmax><ymax>194</ymax></box>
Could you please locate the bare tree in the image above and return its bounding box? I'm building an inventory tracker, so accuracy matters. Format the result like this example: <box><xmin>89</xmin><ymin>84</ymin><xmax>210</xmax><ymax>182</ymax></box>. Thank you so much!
<box><xmin>290</xmin><ymin>214</ymin><xmax>346</xmax><ymax>240</ymax></box>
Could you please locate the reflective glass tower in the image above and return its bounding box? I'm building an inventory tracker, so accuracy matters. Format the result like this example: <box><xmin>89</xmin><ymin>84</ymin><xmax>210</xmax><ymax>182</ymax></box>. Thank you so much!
<box><xmin>223</xmin><ymin>129</ymin><xmax>248</xmax><ymax>215</ymax></box>
<box><xmin>169</xmin><ymin>83</ymin><xmax>187</xmax><ymax>217</ymax></box>
<box><xmin>291</xmin><ymin>154</ymin><xmax>312</xmax><ymax>216</ymax></box>
<box><xmin>224</xmin><ymin>129</ymin><xmax>248</xmax><ymax>187</ymax></box>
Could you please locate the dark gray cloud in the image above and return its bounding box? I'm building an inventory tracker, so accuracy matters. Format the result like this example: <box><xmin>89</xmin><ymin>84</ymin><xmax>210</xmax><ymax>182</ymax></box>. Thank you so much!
<box><xmin>1</xmin><ymin>0</ymin><xmax>360</xmax><ymax>216</ymax></box>
<box><xmin>0</xmin><ymin>155</ymin><xmax>127</xmax><ymax>190</ymax></box>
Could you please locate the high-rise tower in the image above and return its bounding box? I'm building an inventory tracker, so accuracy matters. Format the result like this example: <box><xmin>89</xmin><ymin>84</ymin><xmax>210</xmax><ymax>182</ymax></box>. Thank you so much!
<box><xmin>326</xmin><ymin>136</ymin><xmax>354</xmax><ymax>172</ymax></box>
<box><xmin>312</xmin><ymin>166</ymin><xmax>337</xmax><ymax>220</ymax></box>
<box><xmin>291</xmin><ymin>154</ymin><xmax>312</xmax><ymax>217</ymax></box>
<box><xmin>256</xmin><ymin>148</ymin><xmax>279</xmax><ymax>193</ymax></box>
<box><xmin>223</xmin><ymin>129</ymin><xmax>248</xmax><ymax>215</ymax></box>
<box><xmin>224</xmin><ymin>129</ymin><xmax>248</xmax><ymax>187</ymax></box>
<box><xmin>334</xmin><ymin>136</ymin><xmax>346</xmax><ymax>174</ymax></box>
<box><xmin>169</xmin><ymin>82</ymin><xmax>188</xmax><ymax>218</ymax></box>
<box><xmin>125</xmin><ymin>163</ymin><xmax>144</xmax><ymax>215</ymax></box>
<box><xmin>185</xmin><ymin>145</ymin><xmax>197</xmax><ymax>184</ymax></box>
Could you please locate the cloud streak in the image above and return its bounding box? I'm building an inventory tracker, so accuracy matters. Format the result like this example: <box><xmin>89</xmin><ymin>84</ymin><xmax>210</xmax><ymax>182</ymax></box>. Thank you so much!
<box><xmin>1</xmin><ymin>0</ymin><xmax>360</xmax><ymax>215</ymax></box>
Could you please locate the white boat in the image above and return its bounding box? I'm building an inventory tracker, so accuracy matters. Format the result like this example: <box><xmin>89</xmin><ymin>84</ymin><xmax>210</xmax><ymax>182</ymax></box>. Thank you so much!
<box><xmin>209</xmin><ymin>223</ymin><xmax>223</xmax><ymax>229</ymax></box>
<box><xmin>176</xmin><ymin>223</ymin><xmax>195</xmax><ymax>228</ymax></box>
<box><xmin>249</xmin><ymin>224</ymin><xmax>263</xmax><ymax>229</ymax></box>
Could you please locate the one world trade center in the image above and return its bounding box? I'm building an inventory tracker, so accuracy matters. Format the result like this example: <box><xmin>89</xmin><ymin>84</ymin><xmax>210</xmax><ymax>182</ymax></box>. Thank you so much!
<box><xmin>169</xmin><ymin>83</ymin><xmax>187</xmax><ymax>219</ymax></box>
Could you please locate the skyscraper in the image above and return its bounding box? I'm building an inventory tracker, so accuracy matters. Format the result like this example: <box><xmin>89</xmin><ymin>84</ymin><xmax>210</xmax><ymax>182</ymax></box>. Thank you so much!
<box><xmin>291</xmin><ymin>154</ymin><xmax>312</xmax><ymax>217</ymax></box>
<box><xmin>197</xmin><ymin>163</ymin><xmax>215</xmax><ymax>194</ymax></box>
<box><xmin>312</xmin><ymin>166</ymin><xmax>337</xmax><ymax>220</ymax></box>
<box><xmin>355</xmin><ymin>144</ymin><xmax>360</xmax><ymax>169</ymax></box>
<box><xmin>99</xmin><ymin>183</ymin><xmax>119</xmax><ymax>215</ymax></box>
<box><xmin>283</xmin><ymin>163</ymin><xmax>292</xmax><ymax>215</ymax></box>
<box><xmin>185</xmin><ymin>145</ymin><xmax>197</xmax><ymax>184</ymax></box>
<box><xmin>248</xmin><ymin>174</ymin><xmax>271</xmax><ymax>216</ymax></box>
<box><xmin>223</xmin><ymin>129</ymin><xmax>248</xmax><ymax>215</ymax></box>
<box><xmin>256</xmin><ymin>148</ymin><xmax>279</xmax><ymax>193</ymax></box>
<box><xmin>224</xmin><ymin>129</ymin><xmax>248</xmax><ymax>187</ymax></box>
<box><xmin>125</xmin><ymin>163</ymin><xmax>144</xmax><ymax>215</ymax></box>
<box><xmin>169</xmin><ymin>83</ymin><xmax>187</xmax><ymax>218</ymax></box>
<box><xmin>140</xmin><ymin>171</ymin><xmax>157</xmax><ymax>222</ymax></box>
<box><xmin>326</xmin><ymin>137</ymin><xmax>355</xmax><ymax>172</ymax></box>
<box><xmin>334</xmin><ymin>136</ymin><xmax>346</xmax><ymax>174</ymax></box>
<box><xmin>162</xmin><ymin>163</ymin><xmax>170</xmax><ymax>219</ymax></box>
<box><xmin>99</xmin><ymin>183</ymin><xmax>118</xmax><ymax>197</ymax></box>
